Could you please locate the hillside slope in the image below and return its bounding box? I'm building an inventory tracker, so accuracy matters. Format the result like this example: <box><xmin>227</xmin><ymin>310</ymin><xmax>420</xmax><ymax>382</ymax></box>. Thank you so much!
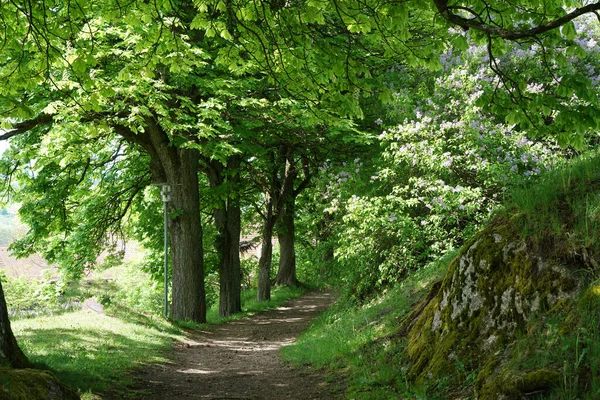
<box><xmin>284</xmin><ymin>152</ymin><xmax>600</xmax><ymax>399</ymax></box>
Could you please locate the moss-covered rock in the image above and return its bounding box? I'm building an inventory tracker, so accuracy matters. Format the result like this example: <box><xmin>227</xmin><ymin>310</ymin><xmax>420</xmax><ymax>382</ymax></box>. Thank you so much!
<box><xmin>403</xmin><ymin>217</ymin><xmax>579</xmax><ymax>397</ymax></box>
<box><xmin>0</xmin><ymin>368</ymin><xmax>79</xmax><ymax>400</ymax></box>
<box><xmin>478</xmin><ymin>368</ymin><xmax>561</xmax><ymax>399</ymax></box>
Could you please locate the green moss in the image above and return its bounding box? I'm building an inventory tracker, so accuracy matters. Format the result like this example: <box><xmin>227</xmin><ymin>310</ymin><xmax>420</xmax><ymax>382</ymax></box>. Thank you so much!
<box><xmin>404</xmin><ymin>216</ymin><xmax>581</xmax><ymax>394</ymax></box>
<box><xmin>0</xmin><ymin>368</ymin><xmax>79</xmax><ymax>400</ymax></box>
<box><xmin>479</xmin><ymin>368</ymin><xmax>560</xmax><ymax>399</ymax></box>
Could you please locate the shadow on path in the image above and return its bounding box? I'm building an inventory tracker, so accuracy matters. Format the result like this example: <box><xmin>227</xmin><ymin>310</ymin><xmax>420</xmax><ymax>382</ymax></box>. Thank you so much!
<box><xmin>128</xmin><ymin>290</ymin><xmax>341</xmax><ymax>400</ymax></box>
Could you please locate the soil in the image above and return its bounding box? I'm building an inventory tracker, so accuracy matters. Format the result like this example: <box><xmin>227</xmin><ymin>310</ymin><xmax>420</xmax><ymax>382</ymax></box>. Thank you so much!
<box><xmin>128</xmin><ymin>290</ymin><xmax>343</xmax><ymax>400</ymax></box>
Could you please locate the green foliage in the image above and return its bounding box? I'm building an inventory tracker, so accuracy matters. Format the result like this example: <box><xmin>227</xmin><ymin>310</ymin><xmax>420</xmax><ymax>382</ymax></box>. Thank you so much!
<box><xmin>3</xmin><ymin>134</ymin><xmax>151</xmax><ymax>279</ymax></box>
<box><xmin>321</xmin><ymin>50</ymin><xmax>563</xmax><ymax>301</ymax></box>
<box><xmin>94</xmin><ymin>265</ymin><xmax>164</xmax><ymax>317</ymax></box>
<box><xmin>2</xmin><ymin>270</ymin><xmax>72</xmax><ymax>319</ymax></box>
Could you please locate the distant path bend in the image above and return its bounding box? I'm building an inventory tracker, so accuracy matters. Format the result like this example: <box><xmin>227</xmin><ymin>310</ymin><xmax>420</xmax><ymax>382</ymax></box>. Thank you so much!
<box><xmin>131</xmin><ymin>290</ymin><xmax>340</xmax><ymax>400</ymax></box>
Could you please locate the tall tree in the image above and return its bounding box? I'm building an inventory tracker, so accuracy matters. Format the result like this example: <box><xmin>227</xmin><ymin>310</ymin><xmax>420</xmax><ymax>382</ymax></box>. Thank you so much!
<box><xmin>0</xmin><ymin>0</ymin><xmax>221</xmax><ymax>322</ymax></box>
<box><xmin>273</xmin><ymin>150</ymin><xmax>311</xmax><ymax>287</ymax></box>
<box><xmin>204</xmin><ymin>155</ymin><xmax>243</xmax><ymax>317</ymax></box>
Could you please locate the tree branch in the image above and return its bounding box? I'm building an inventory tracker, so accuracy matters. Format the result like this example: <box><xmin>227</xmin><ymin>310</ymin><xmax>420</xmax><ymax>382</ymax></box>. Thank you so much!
<box><xmin>293</xmin><ymin>154</ymin><xmax>311</xmax><ymax>197</ymax></box>
<box><xmin>0</xmin><ymin>113</ymin><xmax>53</xmax><ymax>140</ymax></box>
<box><xmin>432</xmin><ymin>0</ymin><xmax>600</xmax><ymax>40</ymax></box>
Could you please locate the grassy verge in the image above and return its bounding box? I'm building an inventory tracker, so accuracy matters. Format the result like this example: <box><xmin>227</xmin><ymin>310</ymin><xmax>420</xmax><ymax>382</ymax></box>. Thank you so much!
<box><xmin>12</xmin><ymin>310</ymin><xmax>180</xmax><ymax>399</ymax></box>
<box><xmin>281</xmin><ymin>255</ymin><xmax>451</xmax><ymax>399</ymax></box>
<box><xmin>9</xmin><ymin>270</ymin><xmax>306</xmax><ymax>399</ymax></box>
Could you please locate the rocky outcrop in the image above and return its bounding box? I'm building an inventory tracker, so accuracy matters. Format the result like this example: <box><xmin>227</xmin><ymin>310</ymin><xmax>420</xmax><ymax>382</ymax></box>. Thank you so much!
<box><xmin>0</xmin><ymin>368</ymin><xmax>80</xmax><ymax>400</ymax></box>
<box><xmin>402</xmin><ymin>217</ymin><xmax>581</xmax><ymax>399</ymax></box>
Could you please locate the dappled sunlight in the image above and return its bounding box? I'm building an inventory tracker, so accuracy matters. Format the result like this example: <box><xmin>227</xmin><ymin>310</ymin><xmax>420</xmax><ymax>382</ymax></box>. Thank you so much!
<box><xmin>236</xmin><ymin>370</ymin><xmax>264</xmax><ymax>375</ymax></box>
<box><xmin>134</xmin><ymin>290</ymin><xmax>338</xmax><ymax>399</ymax></box>
<box><xmin>11</xmin><ymin>309</ymin><xmax>181</xmax><ymax>393</ymax></box>
<box><xmin>254</xmin><ymin>317</ymin><xmax>303</xmax><ymax>324</ymax></box>
<box><xmin>178</xmin><ymin>368</ymin><xmax>219</xmax><ymax>375</ymax></box>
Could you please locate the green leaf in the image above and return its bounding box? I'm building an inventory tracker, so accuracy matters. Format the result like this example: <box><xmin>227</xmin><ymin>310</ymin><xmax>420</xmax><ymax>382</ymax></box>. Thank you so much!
<box><xmin>561</xmin><ymin>21</ymin><xmax>576</xmax><ymax>40</ymax></box>
<box><xmin>451</xmin><ymin>35</ymin><xmax>468</xmax><ymax>51</ymax></box>
<box><xmin>72</xmin><ymin>57</ymin><xmax>87</xmax><ymax>74</ymax></box>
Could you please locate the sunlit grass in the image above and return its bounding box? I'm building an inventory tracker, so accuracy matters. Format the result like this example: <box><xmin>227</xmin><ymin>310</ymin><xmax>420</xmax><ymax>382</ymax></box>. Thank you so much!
<box><xmin>281</xmin><ymin>255</ymin><xmax>450</xmax><ymax>398</ymax></box>
<box><xmin>10</xmin><ymin>282</ymin><xmax>306</xmax><ymax>399</ymax></box>
<box><xmin>12</xmin><ymin>310</ymin><xmax>181</xmax><ymax>399</ymax></box>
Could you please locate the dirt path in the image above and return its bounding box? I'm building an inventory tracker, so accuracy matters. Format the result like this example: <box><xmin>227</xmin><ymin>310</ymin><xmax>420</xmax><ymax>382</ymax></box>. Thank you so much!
<box><xmin>130</xmin><ymin>290</ymin><xmax>342</xmax><ymax>400</ymax></box>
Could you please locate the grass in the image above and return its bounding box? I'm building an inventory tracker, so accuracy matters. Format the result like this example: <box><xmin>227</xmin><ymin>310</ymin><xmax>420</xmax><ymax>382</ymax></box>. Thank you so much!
<box><xmin>8</xmin><ymin>263</ymin><xmax>307</xmax><ymax>399</ymax></box>
<box><xmin>12</xmin><ymin>310</ymin><xmax>180</xmax><ymax>399</ymax></box>
<box><xmin>281</xmin><ymin>253</ymin><xmax>452</xmax><ymax>399</ymax></box>
<box><xmin>507</xmin><ymin>151</ymin><xmax>600</xmax><ymax>255</ymax></box>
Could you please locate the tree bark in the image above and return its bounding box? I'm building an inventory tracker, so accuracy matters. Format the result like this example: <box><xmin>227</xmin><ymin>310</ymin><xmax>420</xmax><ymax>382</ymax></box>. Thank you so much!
<box><xmin>274</xmin><ymin>196</ymin><xmax>300</xmax><ymax>286</ymax></box>
<box><xmin>117</xmin><ymin>121</ymin><xmax>206</xmax><ymax>322</ymax></box>
<box><xmin>0</xmin><ymin>278</ymin><xmax>31</xmax><ymax>369</ymax></box>
<box><xmin>317</xmin><ymin>210</ymin><xmax>335</xmax><ymax>279</ymax></box>
<box><xmin>257</xmin><ymin>194</ymin><xmax>274</xmax><ymax>302</ymax></box>
<box><xmin>207</xmin><ymin>156</ymin><xmax>242</xmax><ymax>317</ymax></box>
<box><xmin>213</xmin><ymin>203</ymin><xmax>242</xmax><ymax>317</ymax></box>
<box><xmin>167</xmin><ymin>150</ymin><xmax>206</xmax><ymax>322</ymax></box>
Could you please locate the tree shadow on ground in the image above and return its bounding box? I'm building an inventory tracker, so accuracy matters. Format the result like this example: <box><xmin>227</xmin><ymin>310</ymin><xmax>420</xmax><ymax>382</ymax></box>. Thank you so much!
<box><xmin>17</xmin><ymin>325</ymin><xmax>175</xmax><ymax>398</ymax></box>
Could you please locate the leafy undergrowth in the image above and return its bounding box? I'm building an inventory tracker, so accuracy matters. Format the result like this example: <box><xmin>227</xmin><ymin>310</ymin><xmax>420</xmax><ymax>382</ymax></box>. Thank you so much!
<box><xmin>8</xmin><ymin>263</ymin><xmax>306</xmax><ymax>399</ymax></box>
<box><xmin>281</xmin><ymin>254</ymin><xmax>452</xmax><ymax>399</ymax></box>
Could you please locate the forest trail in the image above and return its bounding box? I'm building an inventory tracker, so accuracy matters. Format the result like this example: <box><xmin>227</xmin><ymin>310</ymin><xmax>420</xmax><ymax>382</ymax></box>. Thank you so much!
<box><xmin>129</xmin><ymin>290</ymin><xmax>342</xmax><ymax>400</ymax></box>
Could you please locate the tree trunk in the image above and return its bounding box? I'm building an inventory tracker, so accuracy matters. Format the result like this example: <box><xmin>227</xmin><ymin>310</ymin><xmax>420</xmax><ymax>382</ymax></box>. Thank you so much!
<box><xmin>274</xmin><ymin>196</ymin><xmax>300</xmax><ymax>286</ymax></box>
<box><xmin>257</xmin><ymin>194</ymin><xmax>274</xmax><ymax>302</ymax></box>
<box><xmin>0</xmin><ymin>279</ymin><xmax>31</xmax><ymax>369</ymax></box>
<box><xmin>117</xmin><ymin>121</ymin><xmax>206</xmax><ymax>322</ymax></box>
<box><xmin>317</xmin><ymin>210</ymin><xmax>335</xmax><ymax>279</ymax></box>
<box><xmin>208</xmin><ymin>156</ymin><xmax>242</xmax><ymax>317</ymax></box>
<box><xmin>214</xmin><ymin>202</ymin><xmax>242</xmax><ymax>317</ymax></box>
<box><xmin>167</xmin><ymin>149</ymin><xmax>206</xmax><ymax>322</ymax></box>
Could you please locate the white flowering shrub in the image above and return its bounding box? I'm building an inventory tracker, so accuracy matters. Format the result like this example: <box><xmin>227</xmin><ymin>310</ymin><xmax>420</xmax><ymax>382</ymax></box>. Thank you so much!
<box><xmin>334</xmin><ymin>47</ymin><xmax>565</xmax><ymax>301</ymax></box>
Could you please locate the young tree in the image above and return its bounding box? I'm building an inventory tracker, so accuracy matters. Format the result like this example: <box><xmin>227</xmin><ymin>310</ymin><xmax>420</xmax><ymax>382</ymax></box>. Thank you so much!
<box><xmin>251</xmin><ymin>144</ymin><xmax>302</xmax><ymax>300</ymax></box>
